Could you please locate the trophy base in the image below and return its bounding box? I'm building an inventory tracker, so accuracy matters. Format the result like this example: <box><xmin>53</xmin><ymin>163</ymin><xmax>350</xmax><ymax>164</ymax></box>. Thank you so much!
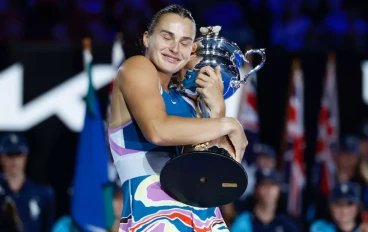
<box><xmin>160</xmin><ymin>147</ymin><xmax>248</xmax><ymax>208</ymax></box>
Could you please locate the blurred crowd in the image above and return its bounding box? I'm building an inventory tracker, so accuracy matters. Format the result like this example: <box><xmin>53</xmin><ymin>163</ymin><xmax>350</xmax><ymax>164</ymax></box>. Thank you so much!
<box><xmin>3</xmin><ymin>127</ymin><xmax>368</xmax><ymax>231</ymax></box>
<box><xmin>1</xmin><ymin>0</ymin><xmax>368</xmax><ymax>52</ymax></box>
<box><xmin>0</xmin><ymin>132</ymin><xmax>123</xmax><ymax>232</ymax></box>
<box><xmin>220</xmin><ymin>130</ymin><xmax>368</xmax><ymax>231</ymax></box>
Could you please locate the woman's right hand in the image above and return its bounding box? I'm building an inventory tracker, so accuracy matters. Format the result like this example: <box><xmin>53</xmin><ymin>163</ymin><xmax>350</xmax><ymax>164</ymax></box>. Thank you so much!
<box><xmin>208</xmin><ymin>118</ymin><xmax>247</xmax><ymax>163</ymax></box>
<box><xmin>226</xmin><ymin>118</ymin><xmax>248</xmax><ymax>163</ymax></box>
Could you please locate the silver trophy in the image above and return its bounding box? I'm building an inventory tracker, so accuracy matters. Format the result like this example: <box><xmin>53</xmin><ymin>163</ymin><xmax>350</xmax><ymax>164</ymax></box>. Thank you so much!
<box><xmin>160</xmin><ymin>26</ymin><xmax>266</xmax><ymax>208</ymax></box>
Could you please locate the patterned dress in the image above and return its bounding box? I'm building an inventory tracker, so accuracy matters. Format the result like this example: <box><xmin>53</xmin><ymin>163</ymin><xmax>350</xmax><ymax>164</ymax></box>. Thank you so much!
<box><xmin>108</xmin><ymin>87</ymin><xmax>229</xmax><ymax>232</ymax></box>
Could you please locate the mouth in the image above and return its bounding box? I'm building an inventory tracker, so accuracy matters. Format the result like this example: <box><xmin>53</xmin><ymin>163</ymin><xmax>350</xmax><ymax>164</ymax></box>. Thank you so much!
<box><xmin>162</xmin><ymin>54</ymin><xmax>181</xmax><ymax>64</ymax></box>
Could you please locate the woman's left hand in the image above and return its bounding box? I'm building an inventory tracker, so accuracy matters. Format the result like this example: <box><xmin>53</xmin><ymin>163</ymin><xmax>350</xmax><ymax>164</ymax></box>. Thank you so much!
<box><xmin>195</xmin><ymin>66</ymin><xmax>225</xmax><ymax>117</ymax></box>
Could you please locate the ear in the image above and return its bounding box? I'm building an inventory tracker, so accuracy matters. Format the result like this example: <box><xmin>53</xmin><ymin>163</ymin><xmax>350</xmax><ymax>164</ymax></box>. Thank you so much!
<box><xmin>191</xmin><ymin>43</ymin><xmax>197</xmax><ymax>53</ymax></box>
<box><xmin>143</xmin><ymin>31</ymin><xmax>149</xmax><ymax>48</ymax></box>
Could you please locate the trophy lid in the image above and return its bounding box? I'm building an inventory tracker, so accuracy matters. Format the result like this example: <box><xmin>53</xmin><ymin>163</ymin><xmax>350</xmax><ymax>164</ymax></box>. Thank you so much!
<box><xmin>194</xmin><ymin>26</ymin><xmax>244</xmax><ymax>68</ymax></box>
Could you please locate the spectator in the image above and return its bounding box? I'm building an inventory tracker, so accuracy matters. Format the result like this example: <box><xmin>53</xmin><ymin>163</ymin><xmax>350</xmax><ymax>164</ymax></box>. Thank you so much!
<box><xmin>239</xmin><ymin>143</ymin><xmax>278</xmax><ymax>204</ymax></box>
<box><xmin>335</xmin><ymin>135</ymin><xmax>362</xmax><ymax>184</ymax></box>
<box><xmin>0</xmin><ymin>133</ymin><xmax>55</xmax><ymax>232</ymax></box>
<box><xmin>230</xmin><ymin>168</ymin><xmax>301</xmax><ymax>231</ymax></box>
<box><xmin>223</xmin><ymin>144</ymin><xmax>283</xmax><ymax>227</ymax></box>
<box><xmin>310</xmin><ymin>181</ymin><xmax>366</xmax><ymax>232</ymax></box>
<box><xmin>52</xmin><ymin>181</ymin><xmax>123</xmax><ymax>232</ymax></box>
<box><xmin>222</xmin><ymin>145</ymin><xmax>279</xmax><ymax>226</ymax></box>
<box><xmin>307</xmin><ymin>135</ymin><xmax>364</xmax><ymax>223</ymax></box>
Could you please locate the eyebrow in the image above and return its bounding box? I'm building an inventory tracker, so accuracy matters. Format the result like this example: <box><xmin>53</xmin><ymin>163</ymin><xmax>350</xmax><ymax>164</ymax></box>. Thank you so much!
<box><xmin>160</xmin><ymin>30</ymin><xmax>193</xmax><ymax>41</ymax></box>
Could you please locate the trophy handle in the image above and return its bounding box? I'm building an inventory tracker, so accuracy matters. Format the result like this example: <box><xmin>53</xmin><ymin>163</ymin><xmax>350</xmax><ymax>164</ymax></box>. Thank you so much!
<box><xmin>242</xmin><ymin>48</ymin><xmax>266</xmax><ymax>83</ymax></box>
<box><xmin>229</xmin><ymin>48</ymin><xmax>266</xmax><ymax>89</ymax></box>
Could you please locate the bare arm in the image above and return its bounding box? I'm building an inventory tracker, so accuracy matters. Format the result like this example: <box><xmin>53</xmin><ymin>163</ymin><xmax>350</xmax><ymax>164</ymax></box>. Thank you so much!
<box><xmin>119</xmin><ymin>55</ymin><xmax>236</xmax><ymax>146</ymax></box>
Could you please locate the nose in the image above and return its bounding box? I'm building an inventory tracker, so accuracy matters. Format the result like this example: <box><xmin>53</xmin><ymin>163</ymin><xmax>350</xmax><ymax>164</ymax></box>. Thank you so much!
<box><xmin>169</xmin><ymin>41</ymin><xmax>179</xmax><ymax>54</ymax></box>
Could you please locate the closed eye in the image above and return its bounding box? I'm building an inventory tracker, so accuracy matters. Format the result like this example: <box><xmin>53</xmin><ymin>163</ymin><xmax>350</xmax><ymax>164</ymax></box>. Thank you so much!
<box><xmin>181</xmin><ymin>42</ymin><xmax>190</xmax><ymax>47</ymax></box>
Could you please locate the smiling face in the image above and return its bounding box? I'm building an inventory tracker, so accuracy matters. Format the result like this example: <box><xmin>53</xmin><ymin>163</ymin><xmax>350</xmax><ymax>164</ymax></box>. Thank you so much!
<box><xmin>143</xmin><ymin>13</ymin><xmax>195</xmax><ymax>75</ymax></box>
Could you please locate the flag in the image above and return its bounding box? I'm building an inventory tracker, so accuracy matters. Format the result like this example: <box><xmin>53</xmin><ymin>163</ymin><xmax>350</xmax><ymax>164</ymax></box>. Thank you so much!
<box><xmin>71</xmin><ymin>38</ymin><xmax>114</xmax><ymax>232</ymax></box>
<box><xmin>237</xmin><ymin>61</ymin><xmax>260</xmax><ymax>165</ymax></box>
<box><xmin>315</xmin><ymin>53</ymin><xmax>339</xmax><ymax>196</ymax></box>
<box><xmin>284</xmin><ymin>58</ymin><xmax>306</xmax><ymax>218</ymax></box>
<box><xmin>238</xmin><ymin>65</ymin><xmax>259</xmax><ymax>133</ymax></box>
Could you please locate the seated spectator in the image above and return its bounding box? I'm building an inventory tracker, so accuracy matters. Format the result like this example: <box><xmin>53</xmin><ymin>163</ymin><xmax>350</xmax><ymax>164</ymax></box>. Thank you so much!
<box><xmin>230</xmin><ymin>168</ymin><xmax>301</xmax><ymax>231</ymax></box>
<box><xmin>310</xmin><ymin>181</ymin><xmax>366</xmax><ymax>232</ymax></box>
<box><xmin>0</xmin><ymin>133</ymin><xmax>55</xmax><ymax>232</ymax></box>
<box><xmin>52</xmin><ymin>181</ymin><xmax>123</xmax><ymax>232</ymax></box>
<box><xmin>335</xmin><ymin>135</ymin><xmax>361</xmax><ymax>183</ymax></box>
<box><xmin>307</xmin><ymin>135</ymin><xmax>364</xmax><ymax>223</ymax></box>
<box><xmin>234</xmin><ymin>143</ymin><xmax>278</xmax><ymax>213</ymax></box>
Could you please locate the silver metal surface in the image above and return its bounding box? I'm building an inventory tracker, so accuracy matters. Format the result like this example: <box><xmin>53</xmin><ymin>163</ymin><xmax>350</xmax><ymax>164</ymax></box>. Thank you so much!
<box><xmin>176</xmin><ymin>25</ymin><xmax>266</xmax><ymax>103</ymax></box>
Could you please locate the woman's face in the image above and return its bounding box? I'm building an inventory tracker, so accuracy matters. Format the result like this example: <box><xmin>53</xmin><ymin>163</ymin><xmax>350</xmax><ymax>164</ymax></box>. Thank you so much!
<box><xmin>144</xmin><ymin>13</ymin><xmax>195</xmax><ymax>75</ymax></box>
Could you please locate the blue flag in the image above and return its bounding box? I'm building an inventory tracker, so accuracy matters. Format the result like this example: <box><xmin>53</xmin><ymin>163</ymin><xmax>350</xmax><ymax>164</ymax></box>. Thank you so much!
<box><xmin>71</xmin><ymin>59</ymin><xmax>113</xmax><ymax>231</ymax></box>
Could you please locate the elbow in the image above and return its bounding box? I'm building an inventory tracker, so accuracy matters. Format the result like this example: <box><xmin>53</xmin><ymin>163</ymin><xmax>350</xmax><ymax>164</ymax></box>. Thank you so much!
<box><xmin>143</xmin><ymin>118</ymin><xmax>169</xmax><ymax>146</ymax></box>
<box><xmin>146</xmin><ymin>133</ymin><xmax>165</xmax><ymax>146</ymax></box>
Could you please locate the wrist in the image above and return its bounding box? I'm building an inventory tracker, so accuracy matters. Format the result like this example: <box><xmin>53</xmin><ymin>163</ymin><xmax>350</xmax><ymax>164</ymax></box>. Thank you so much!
<box><xmin>211</xmin><ymin>108</ymin><xmax>224</xmax><ymax>118</ymax></box>
<box><xmin>210</xmin><ymin>103</ymin><xmax>226</xmax><ymax>118</ymax></box>
<box><xmin>220</xmin><ymin>117</ymin><xmax>237</xmax><ymax>135</ymax></box>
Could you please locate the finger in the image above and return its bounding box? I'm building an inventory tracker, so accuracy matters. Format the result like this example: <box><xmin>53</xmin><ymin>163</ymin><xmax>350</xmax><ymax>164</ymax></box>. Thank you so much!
<box><xmin>228</xmin><ymin>150</ymin><xmax>236</xmax><ymax>160</ymax></box>
<box><xmin>227</xmin><ymin>136</ymin><xmax>241</xmax><ymax>163</ymax></box>
<box><xmin>199</xmin><ymin>66</ymin><xmax>217</xmax><ymax>78</ymax></box>
<box><xmin>195</xmin><ymin>78</ymin><xmax>209</xmax><ymax>88</ymax></box>
<box><xmin>196</xmin><ymin>73</ymin><xmax>214</xmax><ymax>84</ymax></box>
<box><xmin>214</xmin><ymin>66</ymin><xmax>222</xmax><ymax>81</ymax></box>
<box><xmin>235</xmin><ymin>147</ymin><xmax>245</xmax><ymax>163</ymax></box>
<box><xmin>199</xmin><ymin>67</ymin><xmax>222</xmax><ymax>91</ymax></box>
<box><xmin>238</xmin><ymin>140</ymin><xmax>248</xmax><ymax>163</ymax></box>
<box><xmin>214</xmin><ymin>66</ymin><xmax>224</xmax><ymax>88</ymax></box>
<box><xmin>240</xmin><ymin>147</ymin><xmax>246</xmax><ymax>161</ymax></box>
<box><xmin>196</xmin><ymin>87</ymin><xmax>204</xmax><ymax>95</ymax></box>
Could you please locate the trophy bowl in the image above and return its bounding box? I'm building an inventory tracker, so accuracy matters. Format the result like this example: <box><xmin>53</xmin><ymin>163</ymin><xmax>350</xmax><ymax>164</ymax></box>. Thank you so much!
<box><xmin>160</xmin><ymin>26</ymin><xmax>266</xmax><ymax>208</ymax></box>
<box><xmin>174</xmin><ymin>25</ymin><xmax>266</xmax><ymax>102</ymax></box>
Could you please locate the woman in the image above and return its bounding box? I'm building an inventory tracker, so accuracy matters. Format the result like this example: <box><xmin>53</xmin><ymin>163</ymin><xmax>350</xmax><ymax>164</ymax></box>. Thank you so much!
<box><xmin>108</xmin><ymin>5</ymin><xmax>247</xmax><ymax>231</ymax></box>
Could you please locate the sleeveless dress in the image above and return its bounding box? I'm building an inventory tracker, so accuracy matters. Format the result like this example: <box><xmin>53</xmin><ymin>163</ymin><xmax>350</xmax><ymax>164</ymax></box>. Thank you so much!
<box><xmin>108</xmin><ymin>87</ymin><xmax>229</xmax><ymax>232</ymax></box>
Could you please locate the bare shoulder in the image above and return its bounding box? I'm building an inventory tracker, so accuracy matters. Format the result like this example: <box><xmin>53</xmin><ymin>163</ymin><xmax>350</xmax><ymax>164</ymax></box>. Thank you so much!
<box><xmin>117</xmin><ymin>55</ymin><xmax>157</xmax><ymax>81</ymax></box>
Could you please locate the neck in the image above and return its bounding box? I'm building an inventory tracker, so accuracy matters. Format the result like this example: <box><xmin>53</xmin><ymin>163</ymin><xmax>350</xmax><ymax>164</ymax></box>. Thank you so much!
<box><xmin>254</xmin><ymin>202</ymin><xmax>276</xmax><ymax>224</ymax></box>
<box><xmin>337</xmin><ymin>221</ymin><xmax>356</xmax><ymax>232</ymax></box>
<box><xmin>158</xmin><ymin>72</ymin><xmax>172</xmax><ymax>93</ymax></box>
<box><xmin>4</xmin><ymin>172</ymin><xmax>25</xmax><ymax>192</ymax></box>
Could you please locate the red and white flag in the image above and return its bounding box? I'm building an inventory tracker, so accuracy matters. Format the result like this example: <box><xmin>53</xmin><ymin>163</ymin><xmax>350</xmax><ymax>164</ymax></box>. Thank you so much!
<box><xmin>237</xmin><ymin>65</ymin><xmax>259</xmax><ymax>133</ymax></box>
<box><xmin>315</xmin><ymin>54</ymin><xmax>339</xmax><ymax>196</ymax></box>
<box><xmin>285</xmin><ymin>59</ymin><xmax>306</xmax><ymax>218</ymax></box>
